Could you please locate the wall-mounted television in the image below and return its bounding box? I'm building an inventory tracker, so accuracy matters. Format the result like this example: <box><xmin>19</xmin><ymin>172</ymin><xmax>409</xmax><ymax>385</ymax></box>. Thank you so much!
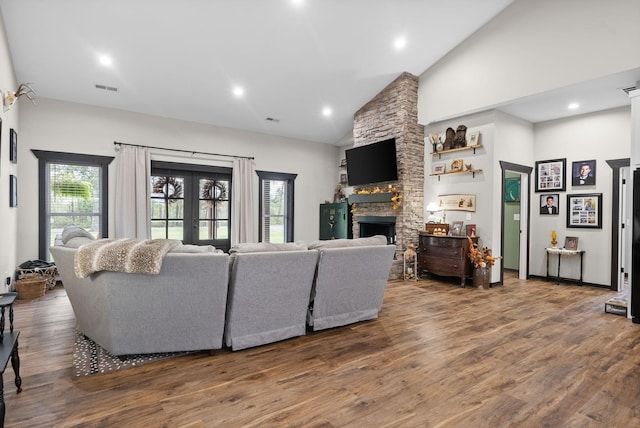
<box><xmin>345</xmin><ymin>138</ymin><xmax>398</xmax><ymax>186</ymax></box>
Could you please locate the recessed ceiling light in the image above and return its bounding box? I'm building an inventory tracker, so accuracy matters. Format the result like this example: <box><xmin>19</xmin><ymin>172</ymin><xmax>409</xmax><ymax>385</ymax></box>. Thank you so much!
<box><xmin>568</xmin><ymin>102</ymin><xmax>580</xmax><ymax>110</ymax></box>
<box><xmin>322</xmin><ymin>107</ymin><xmax>333</xmax><ymax>117</ymax></box>
<box><xmin>291</xmin><ymin>0</ymin><xmax>304</xmax><ymax>6</ymax></box>
<box><xmin>232</xmin><ymin>86</ymin><xmax>245</xmax><ymax>97</ymax></box>
<box><xmin>394</xmin><ymin>36</ymin><xmax>407</xmax><ymax>50</ymax></box>
<box><xmin>98</xmin><ymin>55</ymin><xmax>112</xmax><ymax>66</ymax></box>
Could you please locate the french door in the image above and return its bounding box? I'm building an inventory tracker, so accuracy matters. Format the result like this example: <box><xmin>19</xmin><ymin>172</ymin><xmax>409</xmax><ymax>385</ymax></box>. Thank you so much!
<box><xmin>151</xmin><ymin>162</ymin><xmax>232</xmax><ymax>251</ymax></box>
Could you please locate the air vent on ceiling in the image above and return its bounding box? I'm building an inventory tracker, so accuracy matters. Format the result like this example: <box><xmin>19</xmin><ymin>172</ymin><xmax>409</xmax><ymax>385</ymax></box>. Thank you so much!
<box><xmin>621</xmin><ymin>86</ymin><xmax>637</xmax><ymax>95</ymax></box>
<box><xmin>95</xmin><ymin>84</ymin><xmax>118</xmax><ymax>92</ymax></box>
<box><xmin>265</xmin><ymin>117</ymin><xmax>280</xmax><ymax>123</ymax></box>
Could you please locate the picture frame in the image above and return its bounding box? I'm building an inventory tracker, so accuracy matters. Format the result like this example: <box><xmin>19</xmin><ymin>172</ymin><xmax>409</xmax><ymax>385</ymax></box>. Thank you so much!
<box><xmin>564</xmin><ymin>236</ymin><xmax>579</xmax><ymax>251</ymax></box>
<box><xmin>450</xmin><ymin>158</ymin><xmax>463</xmax><ymax>172</ymax></box>
<box><xmin>572</xmin><ymin>160</ymin><xmax>596</xmax><ymax>186</ymax></box>
<box><xmin>539</xmin><ymin>193</ymin><xmax>559</xmax><ymax>215</ymax></box>
<box><xmin>451</xmin><ymin>221</ymin><xmax>464</xmax><ymax>236</ymax></box>
<box><xmin>432</xmin><ymin>162</ymin><xmax>446</xmax><ymax>175</ymax></box>
<box><xmin>566</xmin><ymin>193</ymin><xmax>602</xmax><ymax>228</ymax></box>
<box><xmin>339</xmin><ymin>173</ymin><xmax>348</xmax><ymax>184</ymax></box>
<box><xmin>505</xmin><ymin>177</ymin><xmax>520</xmax><ymax>202</ymax></box>
<box><xmin>466</xmin><ymin>224</ymin><xmax>476</xmax><ymax>237</ymax></box>
<box><xmin>9</xmin><ymin>175</ymin><xmax>17</xmax><ymax>207</ymax></box>
<box><xmin>437</xmin><ymin>194</ymin><xmax>476</xmax><ymax>212</ymax></box>
<box><xmin>467</xmin><ymin>131</ymin><xmax>480</xmax><ymax>147</ymax></box>
<box><xmin>535</xmin><ymin>158</ymin><xmax>566</xmax><ymax>192</ymax></box>
<box><xmin>9</xmin><ymin>128</ymin><xmax>17</xmax><ymax>164</ymax></box>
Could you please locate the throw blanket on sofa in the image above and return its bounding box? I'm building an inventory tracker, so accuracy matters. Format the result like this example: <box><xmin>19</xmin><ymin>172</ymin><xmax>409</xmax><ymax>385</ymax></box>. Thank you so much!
<box><xmin>74</xmin><ymin>239</ymin><xmax>180</xmax><ymax>278</ymax></box>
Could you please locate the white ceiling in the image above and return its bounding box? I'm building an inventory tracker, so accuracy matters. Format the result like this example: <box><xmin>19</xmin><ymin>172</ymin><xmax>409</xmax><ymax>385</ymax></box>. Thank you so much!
<box><xmin>1</xmin><ymin>0</ymin><xmax>636</xmax><ymax>146</ymax></box>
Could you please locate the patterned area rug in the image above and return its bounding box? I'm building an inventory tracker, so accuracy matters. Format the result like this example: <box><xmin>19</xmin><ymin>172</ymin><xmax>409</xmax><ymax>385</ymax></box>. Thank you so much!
<box><xmin>72</xmin><ymin>330</ymin><xmax>190</xmax><ymax>377</ymax></box>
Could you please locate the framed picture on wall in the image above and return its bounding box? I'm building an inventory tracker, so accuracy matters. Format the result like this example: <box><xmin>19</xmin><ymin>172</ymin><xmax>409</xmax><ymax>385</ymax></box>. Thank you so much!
<box><xmin>539</xmin><ymin>193</ymin><xmax>559</xmax><ymax>215</ymax></box>
<box><xmin>9</xmin><ymin>175</ymin><xmax>17</xmax><ymax>207</ymax></box>
<box><xmin>571</xmin><ymin>159</ymin><xmax>596</xmax><ymax>186</ymax></box>
<box><xmin>535</xmin><ymin>158</ymin><xmax>565</xmax><ymax>192</ymax></box>
<box><xmin>505</xmin><ymin>177</ymin><xmax>520</xmax><ymax>202</ymax></box>
<box><xmin>566</xmin><ymin>193</ymin><xmax>602</xmax><ymax>228</ymax></box>
<box><xmin>9</xmin><ymin>128</ymin><xmax>17</xmax><ymax>164</ymax></box>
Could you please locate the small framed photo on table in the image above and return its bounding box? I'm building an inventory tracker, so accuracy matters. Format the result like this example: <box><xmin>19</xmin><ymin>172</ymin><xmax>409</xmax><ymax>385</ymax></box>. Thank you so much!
<box><xmin>564</xmin><ymin>236</ymin><xmax>579</xmax><ymax>250</ymax></box>
<box><xmin>451</xmin><ymin>221</ymin><xmax>464</xmax><ymax>236</ymax></box>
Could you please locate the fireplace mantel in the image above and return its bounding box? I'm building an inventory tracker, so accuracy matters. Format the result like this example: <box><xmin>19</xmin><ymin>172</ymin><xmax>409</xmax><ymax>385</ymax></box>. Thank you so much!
<box><xmin>348</xmin><ymin>193</ymin><xmax>394</xmax><ymax>203</ymax></box>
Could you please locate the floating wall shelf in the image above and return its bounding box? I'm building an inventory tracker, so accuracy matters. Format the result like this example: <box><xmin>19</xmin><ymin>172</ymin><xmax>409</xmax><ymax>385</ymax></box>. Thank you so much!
<box><xmin>431</xmin><ymin>144</ymin><xmax>483</xmax><ymax>159</ymax></box>
<box><xmin>429</xmin><ymin>169</ymin><xmax>483</xmax><ymax>181</ymax></box>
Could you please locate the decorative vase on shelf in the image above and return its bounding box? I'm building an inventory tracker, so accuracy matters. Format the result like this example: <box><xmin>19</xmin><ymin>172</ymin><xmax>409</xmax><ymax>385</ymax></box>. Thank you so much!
<box><xmin>473</xmin><ymin>266</ymin><xmax>491</xmax><ymax>289</ymax></box>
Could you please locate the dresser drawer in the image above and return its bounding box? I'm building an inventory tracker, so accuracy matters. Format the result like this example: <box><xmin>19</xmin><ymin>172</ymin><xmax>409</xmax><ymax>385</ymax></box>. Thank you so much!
<box><xmin>423</xmin><ymin>256</ymin><xmax>464</xmax><ymax>276</ymax></box>
<box><xmin>422</xmin><ymin>236</ymin><xmax>466</xmax><ymax>248</ymax></box>
<box><xmin>423</xmin><ymin>245</ymin><xmax>462</xmax><ymax>259</ymax></box>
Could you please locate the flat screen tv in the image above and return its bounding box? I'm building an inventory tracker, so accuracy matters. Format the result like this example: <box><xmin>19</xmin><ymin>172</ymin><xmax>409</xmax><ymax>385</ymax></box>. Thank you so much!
<box><xmin>345</xmin><ymin>138</ymin><xmax>398</xmax><ymax>186</ymax></box>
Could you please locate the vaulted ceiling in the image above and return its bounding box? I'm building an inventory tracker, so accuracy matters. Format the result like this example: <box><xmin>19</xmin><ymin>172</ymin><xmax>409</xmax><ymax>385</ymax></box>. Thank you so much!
<box><xmin>0</xmin><ymin>0</ymin><xmax>514</xmax><ymax>145</ymax></box>
<box><xmin>1</xmin><ymin>1</ymin><xmax>636</xmax><ymax>146</ymax></box>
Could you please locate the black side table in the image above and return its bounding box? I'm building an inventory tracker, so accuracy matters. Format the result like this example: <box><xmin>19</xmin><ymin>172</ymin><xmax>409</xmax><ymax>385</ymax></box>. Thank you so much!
<box><xmin>0</xmin><ymin>292</ymin><xmax>22</xmax><ymax>428</ymax></box>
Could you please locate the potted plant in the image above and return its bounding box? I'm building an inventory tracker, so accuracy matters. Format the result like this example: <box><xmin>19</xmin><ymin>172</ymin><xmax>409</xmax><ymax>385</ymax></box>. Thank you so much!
<box><xmin>467</xmin><ymin>237</ymin><xmax>499</xmax><ymax>289</ymax></box>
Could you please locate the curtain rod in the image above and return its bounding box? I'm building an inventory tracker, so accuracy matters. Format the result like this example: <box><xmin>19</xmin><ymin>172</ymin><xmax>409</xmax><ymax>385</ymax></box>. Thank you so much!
<box><xmin>113</xmin><ymin>141</ymin><xmax>254</xmax><ymax>160</ymax></box>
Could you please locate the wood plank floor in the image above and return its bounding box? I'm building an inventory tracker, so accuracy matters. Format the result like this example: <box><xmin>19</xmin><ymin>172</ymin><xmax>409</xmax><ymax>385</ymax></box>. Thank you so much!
<box><xmin>4</xmin><ymin>274</ymin><xmax>640</xmax><ymax>427</ymax></box>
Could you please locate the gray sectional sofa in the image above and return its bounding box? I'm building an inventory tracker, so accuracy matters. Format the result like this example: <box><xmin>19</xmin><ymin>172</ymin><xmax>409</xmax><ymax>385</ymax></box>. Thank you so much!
<box><xmin>50</xmin><ymin>227</ymin><xmax>395</xmax><ymax>355</ymax></box>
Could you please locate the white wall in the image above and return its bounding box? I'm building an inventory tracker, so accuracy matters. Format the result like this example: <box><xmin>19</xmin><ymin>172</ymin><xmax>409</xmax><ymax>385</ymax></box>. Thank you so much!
<box><xmin>0</xmin><ymin>7</ymin><xmax>18</xmax><ymax>292</ymax></box>
<box><xmin>425</xmin><ymin>110</ymin><xmax>534</xmax><ymax>283</ymax></box>
<box><xmin>418</xmin><ymin>0</ymin><xmax>640</xmax><ymax>124</ymax></box>
<box><xmin>17</xmin><ymin>98</ymin><xmax>339</xmax><ymax>263</ymax></box>
<box><xmin>531</xmin><ymin>106</ymin><xmax>631</xmax><ymax>285</ymax></box>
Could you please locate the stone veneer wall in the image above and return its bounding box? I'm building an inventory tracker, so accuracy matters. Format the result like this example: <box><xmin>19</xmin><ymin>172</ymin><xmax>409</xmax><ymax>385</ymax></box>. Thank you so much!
<box><xmin>352</xmin><ymin>72</ymin><xmax>424</xmax><ymax>279</ymax></box>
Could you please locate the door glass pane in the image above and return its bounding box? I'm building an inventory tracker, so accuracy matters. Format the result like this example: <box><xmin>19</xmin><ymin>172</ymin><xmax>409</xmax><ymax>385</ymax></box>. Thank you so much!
<box><xmin>167</xmin><ymin>220</ymin><xmax>183</xmax><ymax>240</ymax></box>
<box><xmin>151</xmin><ymin>220</ymin><xmax>167</xmax><ymax>239</ymax></box>
<box><xmin>199</xmin><ymin>201</ymin><xmax>214</xmax><ymax>219</ymax></box>
<box><xmin>216</xmin><ymin>201</ymin><xmax>229</xmax><ymax>219</ymax></box>
<box><xmin>216</xmin><ymin>220</ymin><xmax>229</xmax><ymax>239</ymax></box>
<box><xmin>199</xmin><ymin>220</ymin><xmax>214</xmax><ymax>240</ymax></box>
<box><xmin>168</xmin><ymin>199</ymin><xmax>184</xmax><ymax>219</ymax></box>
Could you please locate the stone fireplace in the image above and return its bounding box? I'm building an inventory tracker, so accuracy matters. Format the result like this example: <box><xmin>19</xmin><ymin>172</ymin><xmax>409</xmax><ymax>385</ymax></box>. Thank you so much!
<box><xmin>351</xmin><ymin>72</ymin><xmax>424</xmax><ymax>279</ymax></box>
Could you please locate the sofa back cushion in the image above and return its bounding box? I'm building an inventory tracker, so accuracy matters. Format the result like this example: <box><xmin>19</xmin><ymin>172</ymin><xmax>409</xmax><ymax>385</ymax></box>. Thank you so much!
<box><xmin>61</xmin><ymin>225</ymin><xmax>96</xmax><ymax>244</ymax></box>
<box><xmin>307</xmin><ymin>235</ymin><xmax>387</xmax><ymax>250</ymax></box>
<box><xmin>229</xmin><ymin>241</ymin><xmax>308</xmax><ymax>254</ymax></box>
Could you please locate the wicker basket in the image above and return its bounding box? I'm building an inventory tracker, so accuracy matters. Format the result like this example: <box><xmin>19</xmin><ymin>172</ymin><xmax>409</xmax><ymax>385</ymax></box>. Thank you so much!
<box><xmin>15</xmin><ymin>275</ymin><xmax>46</xmax><ymax>300</ymax></box>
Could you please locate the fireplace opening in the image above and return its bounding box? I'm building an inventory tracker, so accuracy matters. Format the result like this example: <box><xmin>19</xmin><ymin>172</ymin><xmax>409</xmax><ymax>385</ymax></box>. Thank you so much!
<box><xmin>358</xmin><ymin>216</ymin><xmax>396</xmax><ymax>244</ymax></box>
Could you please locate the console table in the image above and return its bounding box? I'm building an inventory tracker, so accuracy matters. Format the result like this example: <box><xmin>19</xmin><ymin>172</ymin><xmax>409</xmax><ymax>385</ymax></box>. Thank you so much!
<box><xmin>545</xmin><ymin>248</ymin><xmax>585</xmax><ymax>285</ymax></box>
<box><xmin>0</xmin><ymin>292</ymin><xmax>22</xmax><ymax>428</ymax></box>
<box><xmin>418</xmin><ymin>232</ymin><xmax>477</xmax><ymax>286</ymax></box>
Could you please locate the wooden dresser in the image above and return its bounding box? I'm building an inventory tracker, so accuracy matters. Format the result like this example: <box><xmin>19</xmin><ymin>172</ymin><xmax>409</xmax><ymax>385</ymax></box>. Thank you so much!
<box><xmin>418</xmin><ymin>232</ymin><xmax>478</xmax><ymax>286</ymax></box>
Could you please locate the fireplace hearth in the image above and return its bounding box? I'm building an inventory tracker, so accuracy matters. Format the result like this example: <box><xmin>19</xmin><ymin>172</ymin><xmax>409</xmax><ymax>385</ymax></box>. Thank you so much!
<box><xmin>358</xmin><ymin>216</ymin><xmax>396</xmax><ymax>244</ymax></box>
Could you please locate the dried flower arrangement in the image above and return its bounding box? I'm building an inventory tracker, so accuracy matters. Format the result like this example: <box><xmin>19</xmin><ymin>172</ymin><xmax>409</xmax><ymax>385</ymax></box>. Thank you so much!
<box><xmin>467</xmin><ymin>237</ymin><xmax>498</xmax><ymax>268</ymax></box>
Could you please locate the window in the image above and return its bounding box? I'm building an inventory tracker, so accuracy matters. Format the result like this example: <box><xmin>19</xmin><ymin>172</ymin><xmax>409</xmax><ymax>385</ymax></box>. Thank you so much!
<box><xmin>257</xmin><ymin>171</ymin><xmax>297</xmax><ymax>243</ymax></box>
<box><xmin>151</xmin><ymin>162</ymin><xmax>232</xmax><ymax>251</ymax></box>
<box><xmin>33</xmin><ymin>150</ymin><xmax>113</xmax><ymax>261</ymax></box>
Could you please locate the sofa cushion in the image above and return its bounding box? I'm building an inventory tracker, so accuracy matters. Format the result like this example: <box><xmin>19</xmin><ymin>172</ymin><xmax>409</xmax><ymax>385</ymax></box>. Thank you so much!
<box><xmin>307</xmin><ymin>235</ymin><xmax>387</xmax><ymax>250</ymax></box>
<box><xmin>229</xmin><ymin>241</ymin><xmax>308</xmax><ymax>254</ymax></box>
<box><xmin>61</xmin><ymin>225</ymin><xmax>95</xmax><ymax>244</ymax></box>
<box><xmin>169</xmin><ymin>243</ymin><xmax>219</xmax><ymax>253</ymax></box>
<box><xmin>65</xmin><ymin>236</ymin><xmax>95</xmax><ymax>248</ymax></box>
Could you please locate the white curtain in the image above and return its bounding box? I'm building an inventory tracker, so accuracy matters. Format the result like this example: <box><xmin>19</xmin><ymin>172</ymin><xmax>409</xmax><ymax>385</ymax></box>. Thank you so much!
<box><xmin>114</xmin><ymin>145</ymin><xmax>151</xmax><ymax>239</ymax></box>
<box><xmin>231</xmin><ymin>157</ymin><xmax>256</xmax><ymax>245</ymax></box>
